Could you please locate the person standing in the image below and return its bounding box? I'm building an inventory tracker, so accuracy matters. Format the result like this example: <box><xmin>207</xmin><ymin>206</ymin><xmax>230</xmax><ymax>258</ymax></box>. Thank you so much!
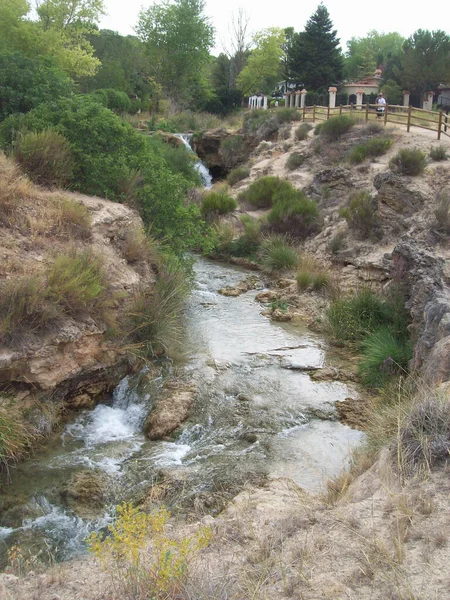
<box><xmin>376</xmin><ymin>92</ymin><xmax>386</xmax><ymax>118</ymax></box>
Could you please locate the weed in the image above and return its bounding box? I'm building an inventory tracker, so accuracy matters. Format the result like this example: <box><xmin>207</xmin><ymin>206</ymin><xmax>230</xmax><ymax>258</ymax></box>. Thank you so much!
<box><xmin>53</xmin><ymin>196</ymin><xmax>92</xmax><ymax>240</ymax></box>
<box><xmin>295</xmin><ymin>123</ymin><xmax>311</xmax><ymax>141</ymax></box>
<box><xmin>258</xmin><ymin>234</ymin><xmax>299</xmax><ymax>274</ymax></box>
<box><xmin>327</xmin><ymin>230</ymin><xmax>347</xmax><ymax>254</ymax></box>
<box><xmin>269</xmin><ymin>300</ymin><xmax>288</xmax><ymax>312</ymax></box>
<box><xmin>339</xmin><ymin>191</ymin><xmax>380</xmax><ymax>239</ymax></box>
<box><xmin>286</xmin><ymin>152</ymin><xmax>306</xmax><ymax>171</ymax></box>
<box><xmin>429</xmin><ymin>145</ymin><xmax>448</xmax><ymax>161</ymax></box>
<box><xmin>390</xmin><ymin>148</ymin><xmax>426</xmax><ymax>176</ymax></box>
<box><xmin>201</xmin><ymin>186</ymin><xmax>237</xmax><ymax>220</ymax></box>
<box><xmin>348</xmin><ymin>137</ymin><xmax>393</xmax><ymax>164</ymax></box>
<box><xmin>432</xmin><ymin>191</ymin><xmax>450</xmax><ymax>235</ymax></box>
<box><xmin>13</xmin><ymin>129</ymin><xmax>74</xmax><ymax>188</ymax></box>
<box><xmin>317</xmin><ymin>114</ymin><xmax>355</xmax><ymax>141</ymax></box>
<box><xmin>88</xmin><ymin>502</ymin><xmax>211</xmax><ymax>600</ymax></box>
<box><xmin>0</xmin><ymin>408</ymin><xmax>37</xmax><ymax>473</ymax></box>
<box><xmin>227</xmin><ymin>167</ymin><xmax>250</xmax><ymax>186</ymax></box>
<box><xmin>268</xmin><ymin>186</ymin><xmax>319</xmax><ymax>238</ymax></box>
<box><xmin>278</xmin><ymin>124</ymin><xmax>291</xmax><ymax>140</ymax></box>
<box><xmin>238</xmin><ymin>176</ymin><xmax>291</xmax><ymax>208</ymax></box>
<box><xmin>358</xmin><ymin>326</ymin><xmax>412</xmax><ymax>388</ymax></box>
<box><xmin>122</xmin><ymin>229</ymin><xmax>158</xmax><ymax>264</ymax></box>
<box><xmin>240</xmin><ymin>214</ymin><xmax>261</xmax><ymax>244</ymax></box>
<box><xmin>219</xmin><ymin>135</ymin><xmax>248</xmax><ymax>169</ymax></box>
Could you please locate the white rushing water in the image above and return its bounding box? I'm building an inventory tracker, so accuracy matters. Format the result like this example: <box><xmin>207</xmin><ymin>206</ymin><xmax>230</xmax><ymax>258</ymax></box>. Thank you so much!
<box><xmin>175</xmin><ymin>133</ymin><xmax>213</xmax><ymax>188</ymax></box>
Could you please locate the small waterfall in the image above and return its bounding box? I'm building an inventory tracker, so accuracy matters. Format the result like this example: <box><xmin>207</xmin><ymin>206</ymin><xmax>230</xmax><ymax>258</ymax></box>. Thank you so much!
<box><xmin>175</xmin><ymin>133</ymin><xmax>213</xmax><ymax>188</ymax></box>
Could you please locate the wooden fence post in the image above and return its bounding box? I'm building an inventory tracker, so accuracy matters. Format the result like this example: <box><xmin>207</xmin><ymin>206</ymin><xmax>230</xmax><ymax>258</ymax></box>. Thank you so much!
<box><xmin>327</xmin><ymin>105</ymin><xmax>330</xmax><ymax>120</ymax></box>
<box><xmin>313</xmin><ymin>105</ymin><xmax>316</xmax><ymax>123</ymax></box>
<box><xmin>302</xmin><ymin>105</ymin><xmax>306</xmax><ymax>121</ymax></box>
<box><xmin>384</xmin><ymin>104</ymin><xmax>388</xmax><ymax>125</ymax></box>
<box><xmin>365</xmin><ymin>103</ymin><xmax>369</xmax><ymax>122</ymax></box>
<box><xmin>339</xmin><ymin>104</ymin><xmax>342</xmax><ymax>115</ymax></box>
<box><xmin>438</xmin><ymin>111</ymin><xmax>443</xmax><ymax>140</ymax></box>
<box><xmin>407</xmin><ymin>105</ymin><xmax>411</xmax><ymax>132</ymax></box>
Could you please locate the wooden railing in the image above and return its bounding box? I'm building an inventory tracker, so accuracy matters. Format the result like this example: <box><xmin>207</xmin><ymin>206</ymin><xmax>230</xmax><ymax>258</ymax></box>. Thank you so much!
<box><xmin>299</xmin><ymin>103</ymin><xmax>450</xmax><ymax>140</ymax></box>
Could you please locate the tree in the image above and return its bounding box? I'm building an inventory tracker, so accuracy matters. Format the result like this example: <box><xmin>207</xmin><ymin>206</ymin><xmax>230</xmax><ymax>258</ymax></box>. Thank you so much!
<box><xmin>289</xmin><ymin>3</ymin><xmax>343</xmax><ymax>90</ymax></box>
<box><xmin>345</xmin><ymin>31</ymin><xmax>404</xmax><ymax>80</ymax></box>
<box><xmin>401</xmin><ymin>30</ymin><xmax>450</xmax><ymax>105</ymax></box>
<box><xmin>35</xmin><ymin>0</ymin><xmax>105</xmax><ymax>30</ymax></box>
<box><xmin>136</xmin><ymin>0</ymin><xmax>215</xmax><ymax>107</ymax></box>
<box><xmin>236</xmin><ymin>28</ymin><xmax>285</xmax><ymax>95</ymax></box>
<box><xmin>222</xmin><ymin>7</ymin><xmax>252</xmax><ymax>87</ymax></box>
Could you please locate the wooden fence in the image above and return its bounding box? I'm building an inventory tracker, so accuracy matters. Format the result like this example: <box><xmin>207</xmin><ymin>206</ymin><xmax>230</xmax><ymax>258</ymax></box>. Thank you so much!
<box><xmin>299</xmin><ymin>103</ymin><xmax>450</xmax><ymax>140</ymax></box>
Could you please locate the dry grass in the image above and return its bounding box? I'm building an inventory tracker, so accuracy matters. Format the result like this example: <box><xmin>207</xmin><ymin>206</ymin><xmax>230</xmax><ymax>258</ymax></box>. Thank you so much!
<box><xmin>0</xmin><ymin>153</ymin><xmax>34</xmax><ymax>229</ymax></box>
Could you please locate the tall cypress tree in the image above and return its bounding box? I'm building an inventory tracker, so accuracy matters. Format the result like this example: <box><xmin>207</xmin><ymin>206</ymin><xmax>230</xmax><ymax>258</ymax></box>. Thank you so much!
<box><xmin>289</xmin><ymin>3</ymin><xmax>343</xmax><ymax>90</ymax></box>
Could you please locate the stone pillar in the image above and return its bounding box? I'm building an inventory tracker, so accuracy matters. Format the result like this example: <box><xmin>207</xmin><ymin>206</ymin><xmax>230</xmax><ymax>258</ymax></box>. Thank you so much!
<box><xmin>423</xmin><ymin>91</ymin><xmax>434</xmax><ymax>111</ymax></box>
<box><xmin>300</xmin><ymin>89</ymin><xmax>307</xmax><ymax>109</ymax></box>
<box><xmin>403</xmin><ymin>91</ymin><xmax>410</xmax><ymax>107</ymax></box>
<box><xmin>356</xmin><ymin>88</ymin><xmax>363</xmax><ymax>108</ymax></box>
<box><xmin>328</xmin><ymin>86</ymin><xmax>337</xmax><ymax>109</ymax></box>
<box><xmin>248</xmin><ymin>96</ymin><xmax>251</xmax><ymax>109</ymax></box>
<box><xmin>263</xmin><ymin>95</ymin><xmax>268</xmax><ymax>110</ymax></box>
<box><xmin>256</xmin><ymin>95</ymin><xmax>262</xmax><ymax>109</ymax></box>
<box><xmin>295</xmin><ymin>91</ymin><xmax>301</xmax><ymax>108</ymax></box>
<box><xmin>283</xmin><ymin>94</ymin><xmax>288</xmax><ymax>108</ymax></box>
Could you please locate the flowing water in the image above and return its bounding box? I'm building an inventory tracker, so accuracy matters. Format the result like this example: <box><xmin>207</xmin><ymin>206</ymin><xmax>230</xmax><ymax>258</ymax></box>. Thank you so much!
<box><xmin>0</xmin><ymin>258</ymin><xmax>363</xmax><ymax>569</ymax></box>
<box><xmin>175</xmin><ymin>133</ymin><xmax>213</xmax><ymax>188</ymax></box>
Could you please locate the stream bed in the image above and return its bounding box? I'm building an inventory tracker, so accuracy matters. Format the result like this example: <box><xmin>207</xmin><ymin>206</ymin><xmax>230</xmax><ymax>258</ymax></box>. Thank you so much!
<box><xmin>0</xmin><ymin>257</ymin><xmax>363</xmax><ymax>568</ymax></box>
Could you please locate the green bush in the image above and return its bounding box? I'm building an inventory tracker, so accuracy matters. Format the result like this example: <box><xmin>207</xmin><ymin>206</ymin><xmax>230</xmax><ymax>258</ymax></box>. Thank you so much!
<box><xmin>429</xmin><ymin>145</ymin><xmax>448</xmax><ymax>161</ymax></box>
<box><xmin>286</xmin><ymin>152</ymin><xmax>306</xmax><ymax>171</ymax></box>
<box><xmin>268</xmin><ymin>187</ymin><xmax>319</xmax><ymax>238</ymax></box>
<box><xmin>390</xmin><ymin>148</ymin><xmax>426</xmax><ymax>176</ymax></box>
<box><xmin>240</xmin><ymin>214</ymin><xmax>261</xmax><ymax>243</ymax></box>
<box><xmin>54</xmin><ymin>197</ymin><xmax>92</xmax><ymax>240</ymax></box>
<box><xmin>148</xmin><ymin>135</ymin><xmax>201</xmax><ymax>186</ymax></box>
<box><xmin>238</xmin><ymin>176</ymin><xmax>291</xmax><ymax>208</ymax></box>
<box><xmin>339</xmin><ymin>191</ymin><xmax>380</xmax><ymax>239</ymax></box>
<box><xmin>327</xmin><ymin>230</ymin><xmax>347</xmax><ymax>254</ymax></box>
<box><xmin>0</xmin><ymin>277</ymin><xmax>61</xmax><ymax>343</ymax></box>
<box><xmin>296</xmin><ymin>270</ymin><xmax>329</xmax><ymax>292</ymax></box>
<box><xmin>327</xmin><ymin>288</ymin><xmax>394</xmax><ymax>343</ymax></box>
<box><xmin>201</xmin><ymin>186</ymin><xmax>237</xmax><ymax>220</ymax></box>
<box><xmin>348</xmin><ymin>137</ymin><xmax>393</xmax><ymax>164</ymax></box>
<box><xmin>358</xmin><ymin>326</ymin><xmax>412</xmax><ymax>387</ymax></box>
<box><xmin>13</xmin><ymin>129</ymin><xmax>74</xmax><ymax>187</ymax></box>
<box><xmin>317</xmin><ymin>115</ymin><xmax>354</xmax><ymax>141</ymax></box>
<box><xmin>104</xmin><ymin>89</ymin><xmax>132</xmax><ymax>113</ymax></box>
<box><xmin>258</xmin><ymin>234</ymin><xmax>299</xmax><ymax>273</ymax></box>
<box><xmin>46</xmin><ymin>251</ymin><xmax>107</xmax><ymax>316</ymax></box>
<box><xmin>219</xmin><ymin>135</ymin><xmax>247</xmax><ymax>169</ymax></box>
<box><xmin>295</xmin><ymin>123</ymin><xmax>311</xmax><ymax>141</ymax></box>
<box><xmin>227</xmin><ymin>167</ymin><xmax>250</xmax><ymax>186</ymax></box>
<box><xmin>276</xmin><ymin>108</ymin><xmax>301</xmax><ymax>123</ymax></box>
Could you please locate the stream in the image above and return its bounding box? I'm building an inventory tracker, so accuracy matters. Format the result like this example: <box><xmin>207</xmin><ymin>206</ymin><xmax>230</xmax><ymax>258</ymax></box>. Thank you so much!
<box><xmin>0</xmin><ymin>257</ymin><xmax>363</xmax><ymax>569</ymax></box>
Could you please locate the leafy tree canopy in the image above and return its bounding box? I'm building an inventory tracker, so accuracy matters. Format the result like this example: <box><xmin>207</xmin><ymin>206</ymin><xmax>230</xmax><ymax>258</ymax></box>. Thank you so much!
<box><xmin>289</xmin><ymin>3</ymin><xmax>343</xmax><ymax>90</ymax></box>
<box><xmin>236</xmin><ymin>28</ymin><xmax>285</xmax><ymax>95</ymax></box>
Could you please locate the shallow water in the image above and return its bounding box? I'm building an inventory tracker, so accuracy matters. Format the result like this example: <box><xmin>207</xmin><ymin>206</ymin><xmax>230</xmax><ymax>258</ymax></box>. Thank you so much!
<box><xmin>0</xmin><ymin>257</ymin><xmax>363</xmax><ymax>567</ymax></box>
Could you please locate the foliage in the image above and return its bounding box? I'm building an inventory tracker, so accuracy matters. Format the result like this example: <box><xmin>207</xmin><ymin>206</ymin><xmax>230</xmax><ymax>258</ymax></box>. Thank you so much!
<box><xmin>286</xmin><ymin>152</ymin><xmax>306</xmax><ymax>170</ymax></box>
<box><xmin>0</xmin><ymin>277</ymin><xmax>61</xmax><ymax>343</ymax></box>
<box><xmin>429</xmin><ymin>145</ymin><xmax>448</xmax><ymax>161</ymax></box>
<box><xmin>268</xmin><ymin>186</ymin><xmax>319</xmax><ymax>238</ymax></box>
<box><xmin>295</xmin><ymin>123</ymin><xmax>311</xmax><ymax>141</ymax></box>
<box><xmin>288</xmin><ymin>4</ymin><xmax>343</xmax><ymax>90</ymax></box>
<box><xmin>296</xmin><ymin>269</ymin><xmax>329</xmax><ymax>292</ymax></box>
<box><xmin>432</xmin><ymin>191</ymin><xmax>450</xmax><ymax>235</ymax></box>
<box><xmin>381</xmin><ymin>79</ymin><xmax>403</xmax><ymax>105</ymax></box>
<box><xmin>125</xmin><ymin>251</ymin><xmax>191</xmax><ymax>357</ymax></box>
<box><xmin>339</xmin><ymin>191</ymin><xmax>380</xmax><ymax>239</ymax></box>
<box><xmin>136</xmin><ymin>0</ymin><xmax>214</xmax><ymax>107</ymax></box>
<box><xmin>237</xmin><ymin>176</ymin><xmax>291</xmax><ymax>208</ymax></box>
<box><xmin>389</xmin><ymin>148</ymin><xmax>426</xmax><ymax>176</ymax></box>
<box><xmin>317</xmin><ymin>114</ymin><xmax>355</xmax><ymax>141</ymax></box>
<box><xmin>258</xmin><ymin>234</ymin><xmax>299</xmax><ymax>274</ymax></box>
<box><xmin>88</xmin><ymin>502</ymin><xmax>211</xmax><ymax>599</ymax></box>
<box><xmin>102</xmin><ymin>88</ymin><xmax>132</xmax><ymax>113</ymax></box>
<box><xmin>219</xmin><ymin>135</ymin><xmax>248</xmax><ymax>169</ymax></box>
<box><xmin>201</xmin><ymin>186</ymin><xmax>237</xmax><ymax>220</ymax></box>
<box><xmin>46</xmin><ymin>251</ymin><xmax>107</xmax><ymax>315</ymax></box>
<box><xmin>148</xmin><ymin>135</ymin><xmax>201</xmax><ymax>187</ymax></box>
<box><xmin>13</xmin><ymin>129</ymin><xmax>74</xmax><ymax>187</ymax></box>
<box><xmin>0</xmin><ymin>406</ymin><xmax>37</xmax><ymax>472</ymax></box>
<box><xmin>53</xmin><ymin>196</ymin><xmax>92</xmax><ymax>240</ymax></box>
<box><xmin>237</xmin><ymin>28</ymin><xmax>285</xmax><ymax>95</ymax></box>
<box><xmin>0</xmin><ymin>52</ymin><xmax>73</xmax><ymax>122</ymax></box>
<box><xmin>240</xmin><ymin>214</ymin><xmax>261</xmax><ymax>244</ymax></box>
<box><xmin>227</xmin><ymin>166</ymin><xmax>250</xmax><ymax>186</ymax></box>
<box><xmin>348</xmin><ymin>137</ymin><xmax>393</xmax><ymax>164</ymax></box>
<box><xmin>327</xmin><ymin>288</ymin><xmax>396</xmax><ymax>344</ymax></box>
<box><xmin>327</xmin><ymin>230</ymin><xmax>347</xmax><ymax>254</ymax></box>
<box><xmin>344</xmin><ymin>31</ymin><xmax>405</xmax><ymax>81</ymax></box>
<box><xmin>401</xmin><ymin>30</ymin><xmax>450</xmax><ymax>103</ymax></box>
<box><xmin>358</xmin><ymin>327</ymin><xmax>412</xmax><ymax>387</ymax></box>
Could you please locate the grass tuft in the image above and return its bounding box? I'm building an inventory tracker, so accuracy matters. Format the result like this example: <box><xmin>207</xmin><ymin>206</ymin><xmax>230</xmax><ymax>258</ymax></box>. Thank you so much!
<box><xmin>339</xmin><ymin>191</ymin><xmax>380</xmax><ymax>239</ymax></box>
<box><xmin>286</xmin><ymin>152</ymin><xmax>306</xmax><ymax>171</ymax></box>
<box><xmin>429</xmin><ymin>145</ymin><xmax>448</xmax><ymax>161</ymax></box>
<box><xmin>389</xmin><ymin>148</ymin><xmax>426</xmax><ymax>176</ymax></box>
<box><xmin>317</xmin><ymin>114</ymin><xmax>355</xmax><ymax>141</ymax></box>
<box><xmin>295</xmin><ymin>123</ymin><xmax>312</xmax><ymax>141</ymax></box>
<box><xmin>227</xmin><ymin>167</ymin><xmax>250</xmax><ymax>186</ymax></box>
<box><xmin>258</xmin><ymin>234</ymin><xmax>299</xmax><ymax>274</ymax></box>
<box><xmin>348</xmin><ymin>137</ymin><xmax>393</xmax><ymax>164</ymax></box>
<box><xmin>238</xmin><ymin>176</ymin><xmax>291</xmax><ymax>209</ymax></box>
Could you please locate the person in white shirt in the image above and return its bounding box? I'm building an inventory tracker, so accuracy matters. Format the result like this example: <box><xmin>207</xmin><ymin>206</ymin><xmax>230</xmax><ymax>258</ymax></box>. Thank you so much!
<box><xmin>376</xmin><ymin>92</ymin><xmax>386</xmax><ymax>118</ymax></box>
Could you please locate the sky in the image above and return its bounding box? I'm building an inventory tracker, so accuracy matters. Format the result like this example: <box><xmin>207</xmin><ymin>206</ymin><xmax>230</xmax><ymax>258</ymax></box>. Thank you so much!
<box><xmin>99</xmin><ymin>0</ymin><xmax>447</xmax><ymax>54</ymax></box>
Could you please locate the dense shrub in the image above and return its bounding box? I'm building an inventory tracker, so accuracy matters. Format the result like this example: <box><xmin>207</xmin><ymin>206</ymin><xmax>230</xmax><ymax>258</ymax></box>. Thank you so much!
<box><xmin>258</xmin><ymin>234</ymin><xmax>299</xmax><ymax>273</ymax></box>
<box><xmin>148</xmin><ymin>135</ymin><xmax>201</xmax><ymax>186</ymax></box>
<box><xmin>104</xmin><ymin>89</ymin><xmax>132</xmax><ymax>113</ymax></box>
<box><xmin>327</xmin><ymin>230</ymin><xmax>347</xmax><ymax>254</ymax></box>
<box><xmin>268</xmin><ymin>187</ymin><xmax>319</xmax><ymax>238</ymax></box>
<box><xmin>429</xmin><ymin>145</ymin><xmax>448</xmax><ymax>161</ymax></box>
<box><xmin>238</xmin><ymin>176</ymin><xmax>291</xmax><ymax>208</ymax></box>
<box><xmin>339</xmin><ymin>191</ymin><xmax>380</xmax><ymax>239</ymax></box>
<box><xmin>317</xmin><ymin>114</ymin><xmax>355</xmax><ymax>141</ymax></box>
<box><xmin>295</xmin><ymin>123</ymin><xmax>312</xmax><ymax>141</ymax></box>
<box><xmin>227</xmin><ymin>166</ymin><xmax>250</xmax><ymax>186</ymax></box>
<box><xmin>348</xmin><ymin>137</ymin><xmax>393</xmax><ymax>164</ymax></box>
<box><xmin>13</xmin><ymin>129</ymin><xmax>74</xmax><ymax>187</ymax></box>
<box><xmin>390</xmin><ymin>148</ymin><xmax>426</xmax><ymax>175</ymax></box>
<box><xmin>296</xmin><ymin>270</ymin><xmax>329</xmax><ymax>292</ymax></box>
<box><xmin>286</xmin><ymin>152</ymin><xmax>306</xmax><ymax>171</ymax></box>
<box><xmin>327</xmin><ymin>288</ymin><xmax>395</xmax><ymax>343</ymax></box>
<box><xmin>46</xmin><ymin>251</ymin><xmax>107</xmax><ymax>316</ymax></box>
<box><xmin>358</xmin><ymin>327</ymin><xmax>412</xmax><ymax>387</ymax></box>
<box><xmin>219</xmin><ymin>135</ymin><xmax>248</xmax><ymax>169</ymax></box>
<box><xmin>201</xmin><ymin>186</ymin><xmax>237</xmax><ymax>220</ymax></box>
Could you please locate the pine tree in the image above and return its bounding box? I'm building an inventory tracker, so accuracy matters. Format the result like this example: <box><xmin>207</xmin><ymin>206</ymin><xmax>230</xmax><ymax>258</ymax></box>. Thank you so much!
<box><xmin>289</xmin><ymin>3</ymin><xmax>343</xmax><ymax>91</ymax></box>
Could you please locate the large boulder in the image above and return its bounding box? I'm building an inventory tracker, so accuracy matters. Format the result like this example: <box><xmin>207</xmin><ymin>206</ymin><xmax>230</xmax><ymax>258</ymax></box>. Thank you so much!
<box><xmin>144</xmin><ymin>382</ymin><xmax>196</xmax><ymax>440</ymax></box>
